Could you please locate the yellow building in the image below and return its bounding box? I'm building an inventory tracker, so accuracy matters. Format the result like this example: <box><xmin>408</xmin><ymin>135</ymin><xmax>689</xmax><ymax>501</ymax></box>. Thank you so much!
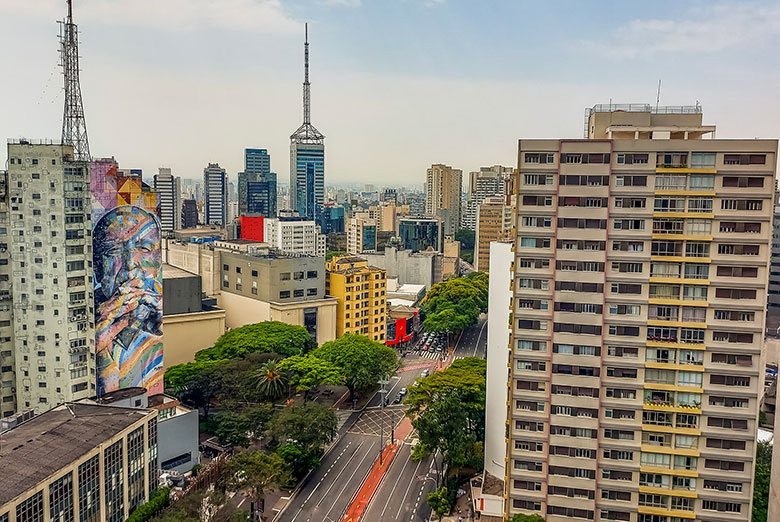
<box><xmin>326</xmin><ymin>256</ymin><xmax>387</xmax><ymax>342</ymax></box>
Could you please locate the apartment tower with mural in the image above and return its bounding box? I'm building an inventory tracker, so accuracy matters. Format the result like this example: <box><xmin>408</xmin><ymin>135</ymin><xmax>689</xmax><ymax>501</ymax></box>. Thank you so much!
<box><xmin>503</xmin><ymin>104</ymin><xmax>776</xmax><ymax>522</ymax></box>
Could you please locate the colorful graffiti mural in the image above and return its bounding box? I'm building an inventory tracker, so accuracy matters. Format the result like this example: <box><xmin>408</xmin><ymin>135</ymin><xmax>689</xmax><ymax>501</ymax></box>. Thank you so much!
<box><xmin>93</xmin><ymin>206</ymin><xmax>163</xmax><ymax>395</ymax></box>
<box><xmin>90</xmin><ymin>158</ymin><xmax>157</xmax><ymax>223</ymax></box>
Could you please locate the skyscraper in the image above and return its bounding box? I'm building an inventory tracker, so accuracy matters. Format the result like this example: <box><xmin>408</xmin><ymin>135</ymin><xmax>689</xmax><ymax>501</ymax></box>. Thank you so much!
<box><xmin>290</xmin><ymin>24</ymin><xmax>325</xmax><ymax>223</ymax></box>
<box><xmin>474</xmin><ymin>195</ymin><xmax>514</xmax><ymax>272</ymax></box>
<box><xmin>425</xmin><ymin>163</ymin><xmax>462</xmax><ymax>236</ymax></box>
<box><xmin>463</xmin><ymin>165</ymin><xmax>513</xmax><ymax>230</ymax></box>
<box><xmin>1</xmin><ymin>142</ymin><xmax>96</xmax><ymax>416</ymax></box>
<box><xmin>204</xmin><ymin>163</ymin><xmax>227</xmax><ymax>226</ymax></box>
<box><xmin>239</xmin><ymin>148</ymin><xmax>276</xmax><ymax>217</ymax></box>
<box><xmin>490</xmin><ymin>104</ymin><xmax>776</xmax><ymax>522</ymax></box>
<box><xmin>154</xmin><ymin>167</ymin><xmax>182</xmax><ymax>232</ymax></box>
<box><xmin>182</xmin><ymin>199</ymin><xmax>198</xmax><ymax>228</ymax></box>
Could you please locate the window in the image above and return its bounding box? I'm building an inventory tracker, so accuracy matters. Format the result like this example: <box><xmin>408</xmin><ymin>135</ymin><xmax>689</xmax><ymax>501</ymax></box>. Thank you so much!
<box><xmin>689</xmin><ymin>173</ymin><xmax>714</xmax><ymax>190</ymax></box>
<box><xmin>614</xmin><ymin>219</ymin><xmax>645</xmax><ymax>230</ymax></box>
<box><xmin>682</xmin><ymin>285</ymin><xmax>707</xmax><ymax>301</ymax></box>
<box><xmin>615</xmin><ymin>175</ymin><xmax>647</xmax><ymax>187</ymax></box>
<box><xmin>279</xmin><ymin>290</ymin><xmax>291</xmax><ymax>299</ymax></box>
<box><xmin>691</xmin><ymin>152</ymin><xmax>716</xmax><ymax>168</ymax></box>
<box><xmin>523</xmin><ymin>173</ymin><xmax>554</xmax><ymax>185</ymax></box>
<box><xmin>723</xmin><ymin>154</ymin><xmax>765</xmax><ymax>165</ymax></box>
<box><xmin>524</xmin><ymin>152</ymin><xmax>555</xmax><ymax>164</ymax></box>
<box><xmin>616</xmin><ymin>153</ymin><xmax>649</xmax><ymax>165</ymax></box>
<box><xmin>655</xmin><ymin>174</ymin><xmax>686</xmax><ymax>190</ymax></box>
<box><xmin>280</xmin><ymin>272</ymin><xmax>291</xmax><ymax>280</ymax></box>
<box><xmin>710</xmin><ymin>374</ymin><xmax>750</xmax><ymax>386</ymax></box>
<box><xmin>721</xmin><ymin>199</ymin><xmax>763</xmax><ymax>211</ymax></box>
<box><xmin>688</xmin><ymin>196</ymin><xmax>713</xmax><ymax>212</ymax></box>
<box><xmin>723</xmin><ymin>176</ymin><xmax>765</xmax><ymax>187</ymax></box>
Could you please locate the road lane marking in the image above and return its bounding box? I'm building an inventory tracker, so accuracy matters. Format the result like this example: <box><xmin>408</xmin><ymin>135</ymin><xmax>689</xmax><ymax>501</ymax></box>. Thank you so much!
<box><xmin>472</xmin><ymin>319</ymin><xmax>487</xmax><ymax>358</ymax></box>
<box><xmin>323</xmin><ymin>440</ymin><xmax>377</xmax><ymax>520</ymax></box>
<box><xmin>377</xmin><ymin>448</ymin><xmax>413</xmax><ymax>519</ymax></box>
<box><xmin>314</xmin><ymin>441</ymin><xmax>364</xmax><ymax>508</ymax></box>
<box><xmin>395</xmin><ymin>459</ymin><xmax>423</xmax><ymax>519</ymax></box>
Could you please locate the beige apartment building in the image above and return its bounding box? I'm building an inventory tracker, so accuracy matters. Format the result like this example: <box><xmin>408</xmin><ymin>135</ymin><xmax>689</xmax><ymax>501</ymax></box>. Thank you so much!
<box><xmin>475</xmin><ymin>195</ymin><xmax>515</xmax><ymax>273</ymax></box>
<box><xmin>504</xmin><ymin>104</ymin><xmax>776</xmax><ymax>522</ymax></box>
<box><xmin>425</xmin><ymin>163</ymin><xmax>462</xmax><ymax>236</ymax></box>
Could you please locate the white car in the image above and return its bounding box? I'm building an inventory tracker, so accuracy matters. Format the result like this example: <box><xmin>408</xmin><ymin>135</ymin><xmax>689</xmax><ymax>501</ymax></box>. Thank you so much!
<box><xmin>420</xmin><ymin>369</ymin><xmax>429</xmax><ymax>378</ymax></box>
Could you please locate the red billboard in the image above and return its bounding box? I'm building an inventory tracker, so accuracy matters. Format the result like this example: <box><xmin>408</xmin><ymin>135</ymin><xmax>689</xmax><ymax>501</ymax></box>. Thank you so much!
<box><xmin>240</xmin><ymin>215</ymin><xmax>265</xmax><ymax>242</ymax></box>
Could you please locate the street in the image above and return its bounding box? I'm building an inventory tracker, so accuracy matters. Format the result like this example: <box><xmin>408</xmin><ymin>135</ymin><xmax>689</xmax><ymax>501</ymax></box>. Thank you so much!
<box><xmin>273</xmin><ymin>317</ymin><xmax>487</xmax><ymax>522</ymax></box>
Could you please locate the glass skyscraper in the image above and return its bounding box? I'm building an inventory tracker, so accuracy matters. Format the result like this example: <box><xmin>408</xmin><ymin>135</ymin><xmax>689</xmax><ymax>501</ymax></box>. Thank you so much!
<box><xmin>239</xmin><ymin>149</ymin><xmax>276</xmax><ymax>217</ymax></box>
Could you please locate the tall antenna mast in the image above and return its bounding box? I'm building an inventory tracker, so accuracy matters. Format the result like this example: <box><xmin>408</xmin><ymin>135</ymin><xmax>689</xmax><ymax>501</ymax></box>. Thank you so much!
<box><xmin>303</xmin><ymin>23</ymin><xmax>310</xmax><ymax>125</ymax></box>
<box><xmin>60</xmin><ymin>0</ymin><xmax>91</xmax><ymax>161</ymax></box>
<box><xmin>290</xmin><ymin>22</ymin><xmax>324</xmax><ymax>144</ymax></box>
<box><xmin>656</xmin><ymin>79</ymin><xmax>661</xmax><ymax>111</ymax></box>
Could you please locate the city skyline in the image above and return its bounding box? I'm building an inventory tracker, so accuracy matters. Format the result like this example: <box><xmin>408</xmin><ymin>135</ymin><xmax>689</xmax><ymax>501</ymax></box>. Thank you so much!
<box><xmin>2</xmin><ymin>1</ymin><xmax>779</xmax><ymax>184</ymax></box>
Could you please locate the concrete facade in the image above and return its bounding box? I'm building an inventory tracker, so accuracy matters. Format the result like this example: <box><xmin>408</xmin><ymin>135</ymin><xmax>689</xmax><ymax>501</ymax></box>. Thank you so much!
<box><xmin>425</xmin><ymin>163</ymin><xmax>462</xmax><ymax>236</ymax></box>
<box><xmin>364</xmin><ymin>246</ymin><xmax>439</xmax><ymax>290</ymax></box>
<box><xmin>326</xmin><ymin>256</ymin><xmax>387</xmax><ymax>342</ymax></box>
<box><xmin>1</xmin><ymin>142</ymin><xmax>95</xmax><ymax>418</ymax></box>
<box><xmin>153</xmin><ymin>168</ymin><xmax>182</xmax><ymax>232</ymax></box>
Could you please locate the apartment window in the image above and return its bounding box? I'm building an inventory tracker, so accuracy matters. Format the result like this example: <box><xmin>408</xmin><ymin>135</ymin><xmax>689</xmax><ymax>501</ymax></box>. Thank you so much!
<box><xmin>654</xmin><ymin>197</ymin><xmax>685</xmax><ymax>212</ymax></box>
<box><xmin>615</xmin><ymin>175</ymin><xmax>647</xmax><ymax>186</ymax></box>
<box><xmin>719</xmin><ymin>221</ymin><xmax>762</xmax><ymax>233</ymax></box>
<box><xmin>611</xmin><ymin>283</ymin><xmax>642</xmax><ymax>295</ymax></box>
<box><xmin>723</xmin><ymin>153</ymin><xmax>766</xmax><ymax>165</ymax></box>
<box><xmin>614</xmin><ymin>197</ymin><xmax>645</xmax><ymax>208</ymax></box>
<box><xmin>607</xmin><ymin>346</ymin><xmax>638</xmax><ymax>358</ymax></box>
<box><xmin>711</xmin><ymin>353</ymin><xmax>753</xmax><ymax>366</ymax></box>
<box><xmin>688</xmin><ymin>196</ymin><xmax>713</xmax><ymax>212</ymax></box>
<box><xmin>279</xmin><ymin>290</ymin><xmax>291</xmax><ymax>299</ymax></box>
<box><xmin>716</xmin><ymin>265</ymin><xmax>758</xmax><ymax>277</ymax></box>
<box><xmin>655</xmin><ymin>174</ymin><xmax>686</xmax><ymax>190</ymax></box>
<box><xmin>520</xmin><ymin>237</ymin><xmax>550</xmax><ymax>248</ymax></box>
<box><xmin>523</xmin><ymin>173</ymin><xmax>554</xmax><ymax>185</ymax></box>
<box><xmin>523</xmin><ymin>194</ymin><xmax>553</xmax><ymax>206</ymax></box>
<box><xmin>721</xmin><ymin>199</ymin><xmax>763</xmax><ymax>211</ymax></box>
<box><xmin>652</xmin><ymin>218</ymin><xmax>683</xmax><ymax>234</ymax></box>
<box><xmin>553</xmin><ymin>344</ymin><xmax>599</xmax><ymax>356</ymax></box>
<box><xmin>16</xmin><ymin>491</ymin><xmax>43</xmax><ymax>522</ymax></box>
<box><xmin>517</xmin><ymin>340</ymin><xmax>546</xmax><ymax>351</ymax></box>
<box><xmin>705</xmin><ymin>459</ymin><xmax>744</xmax><ymax>471</ymax></box>
<box><xmin>714</xmin><ymin>288</ymin><xmax>756</xmax><ymax>300</ymax></box>
<box><xmin>280</xmin><ymin>272</ymin><xmax>291</xmax><ymax>280</ymax></box>
<box><xmin>689</xmin><ymin>173</ymin><xmax>714</xmax><ymax>190</ymax></box>
<box><xmin>723</xmin><ymin>176</ymin><xmax>764</xmax><ymax>187</ymax></box>
<box><xmin>707</xmin><ymin>437</ymin><xmax>747</xmax><ymax>449</ymax></box>
<box><xmin>608</xmin><ymin>304</ymin><xmax>640</xmax><ymax>316</ymax></box>
<box><xmin>612</xmin><ymin>240</ymin><xmax>644</xmax><ymax>252</ymax></box>
<box><xmin>690</xmin><ymin>152</ymin><xmax>716</xmax><ymax>168</ymax></box>
<box><xmin>710</xmin><ymin>374</ymin><xmax>750</xmax><ymax>386</ymax></box>
<box><xmin>612</xmin><ymin>262</ymin><xmax>643</xmax><ymax>273</ymax></box>
<box><xmin>602</xmin><ymin>469</ymin><xmax>632</xmax><ymax>481</ymax></box>
<box><xmin>702</xmin><ymin>501</ymin><xmax>742</xmax><ymax>513</ymax></box>
<box><xmin>524</xmin><ymin>152</ymin><xmax>555</xmax><ymax>164</ymax></box>
<box><xmin>616</xmin><ymin>153</ymin><xmax>649</xmax><ymax>165</ymax></box>
<box><xmin>614</xmin><ymin>219</ymin><xmax>644</xmax><ymax>230</ymax></box>
<box><xmin>651</xmin><ymin>240</ymin><xmax>682</xmax><ymax>257</ymax></box>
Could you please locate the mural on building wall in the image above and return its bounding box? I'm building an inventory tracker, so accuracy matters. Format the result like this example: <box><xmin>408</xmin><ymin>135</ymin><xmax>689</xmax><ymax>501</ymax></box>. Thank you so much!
<box><xmin>93</xmin><ymin>205</ymin><xmax>164</xmax><ymax>396</ymax></box>
<box><xmin>90</xmin><ymin>158</ymin><xmax>157</xmax><ymax>223</ymax></box>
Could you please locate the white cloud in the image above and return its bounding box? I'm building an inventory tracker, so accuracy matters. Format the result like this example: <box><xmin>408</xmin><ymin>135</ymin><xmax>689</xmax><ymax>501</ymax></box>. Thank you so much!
<box><xmin>1</xmin><ymin>0</ymin><xmax>301</xmax><ymax>33</ymax></box>
<box><xmin>582</xmin><ymin>2</ymin><xmax>780</xmax><ymax>58</ymax></box>
<box><xmin>319</xmin><ymin>0</ymin><xmax>363</xmax><ymax>7</ymax></box>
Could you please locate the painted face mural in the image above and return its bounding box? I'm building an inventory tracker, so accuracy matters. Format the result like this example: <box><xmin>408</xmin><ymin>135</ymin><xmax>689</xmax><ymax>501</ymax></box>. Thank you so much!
<box><xmin>93</xmin><ymin>206</ymin><xmax>163</xmax><ymax>395</ymax></box>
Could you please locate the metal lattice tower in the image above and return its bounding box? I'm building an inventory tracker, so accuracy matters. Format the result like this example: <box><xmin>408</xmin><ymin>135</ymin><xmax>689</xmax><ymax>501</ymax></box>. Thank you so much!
<box><xmin>290</xmin><ymin>23</ymin><xmax>324</xmax><ymax>144</ymax></box>
<box><xmin>60</xmin><ymin>0</ymin><xmax>90</xmax><ymax>161</ymax></box>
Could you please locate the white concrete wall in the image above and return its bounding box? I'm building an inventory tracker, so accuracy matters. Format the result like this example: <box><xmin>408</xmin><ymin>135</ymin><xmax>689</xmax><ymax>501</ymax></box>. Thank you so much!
<box><xmin>484</xmin><ymin>241</ymin><xmax>513</xmax><ymax>479</ymax></box>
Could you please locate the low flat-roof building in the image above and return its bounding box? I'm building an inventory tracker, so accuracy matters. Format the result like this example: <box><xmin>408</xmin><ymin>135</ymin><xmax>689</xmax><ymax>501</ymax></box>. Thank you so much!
<box><xmin>0</xmin><ymin>402</ymin><xmax>158</xmax><ymax>522</ymax></box>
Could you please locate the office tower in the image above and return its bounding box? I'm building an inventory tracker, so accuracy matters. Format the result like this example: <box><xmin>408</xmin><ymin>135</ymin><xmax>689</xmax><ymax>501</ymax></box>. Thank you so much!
<box><xmin>290</xmin><ymin>25</ymin><xmax>325</xmax><ymax>223</ymax></box>
<box><xmin>1</xmin><ymin>142</ymin><xmax>96</xmax><ymax>417</ymax></box>
<box><xmin>399</xmin><ymin>217</ymin><xmax>441</xmax><ymax>252</ymax></box>
<box><xmin>326</xmin><ymin>256</ymin><xmax>386</xmax><ymax>342</ymax></box>
<box><xmin>347</xmin><ymin>217</ymin><xmax>378</xmax><ymax>255</ymax></box>
<box><xmin>203</xmin><ymin>163</ymin><xmax>227</xmax><ymax>225</ymax></box>
<box><xmin>320</xmin><ymin>205</ymin><xmax>345</xmax><ymax>234</ymax></box>
<box><xmin>382</xmin><ymin>188</ymin><xmax>398</xmax><ymax>203</ymax></box>
<box><xmin>475</xmin><ymin>195</ymin><xmax>514</xmax><ymax>272</ymax></box>
<box><xmin>182</xmin><ymin>199</ymin><xmax>198</xmax><ymax>228</ymax></box>
<box><xmin>463</xmin><ymin>165</ymin><xmax>513</xmax><ymax>230</ymax></box>
<box><xmin>239</xmin><ymin>148</ymin><xmax>276</xmax><ymax>217</ymax></box>
<box><xmin>500</xmin><ymin>104</ymin><xmax>775</xmax><ymax>522</ymax></box>
<box><xmin>154</xmin><ymin>168</ymin><xmax>182</xmax><ymax>232</ymax></box>
<box><xmin>425</xmin><ymin>164</ymin><xmax>462</xmax><ymax>235</ymax></box>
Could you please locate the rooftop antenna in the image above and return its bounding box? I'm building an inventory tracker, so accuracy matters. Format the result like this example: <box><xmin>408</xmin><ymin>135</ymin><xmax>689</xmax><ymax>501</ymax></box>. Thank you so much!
<box><xmin>60</xmin><ymin>0</ymin><xmax>91</xmax><ymax>161</ymax></box>
<box><xmin>290</xmin><ymin>22</ymin><xmax>324</xmax><ymax>144</ymax></box>
<box><xmin>656</xmin><ymin>80</ymin><xmax>661</xmax><ymax>111</ymax></box>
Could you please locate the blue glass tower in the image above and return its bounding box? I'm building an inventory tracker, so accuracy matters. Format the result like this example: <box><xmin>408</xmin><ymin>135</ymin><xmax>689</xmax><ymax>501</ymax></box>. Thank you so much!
<box><xmin>239</xmin><ymin>149</ymin><xmax>276</xmax><ymax>216</ymax></box>
<box><xmin>290</xmin><ymin>23</ymin><xmax>325</xmax><ymax>222</ymax></box>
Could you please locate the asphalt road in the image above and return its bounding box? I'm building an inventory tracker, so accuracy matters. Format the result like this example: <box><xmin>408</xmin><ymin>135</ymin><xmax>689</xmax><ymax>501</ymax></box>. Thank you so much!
<box><xmin>275</xmin><ymin>431</ymin><xmax>380</xmax><ymax>522</ymax></box>
<box><xmin>273</xmin><ymin>318</ymin><xmax>487</xmax><ymax>522</ymax></box>
<box><xmin>362</xmin><ymin>442</ymin><xmax>439</xmax><ymax>522</ymax></box>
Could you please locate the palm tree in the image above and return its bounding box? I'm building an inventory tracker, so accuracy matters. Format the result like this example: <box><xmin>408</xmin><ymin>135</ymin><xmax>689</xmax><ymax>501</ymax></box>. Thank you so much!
<box><xmin>253</xmin><ymin>360</ymin><xmax>289</xmax><ymax>400</ymax></box>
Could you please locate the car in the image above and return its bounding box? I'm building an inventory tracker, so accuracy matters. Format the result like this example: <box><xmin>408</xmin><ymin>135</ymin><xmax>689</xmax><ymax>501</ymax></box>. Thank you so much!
<box><xmin>421</xmin><ymin>344</ymin><xmax>429</xmax><ymax>351</ymax></box>
<box><xmin>420</xmin><ymin>369</ymin><xmax>429</xmax><ymax>378</ymax></box>
<box><xmin>399</xmin><ymin>387</ymin><xmax>407</xmax><ymax>396</ymax></box>
<box><xmin>392</xmin><ymin>395</ymin><xmax>402</xmax><ymax>404</ymax></box>
<box><xmin>382</xmin><ymin>396</ymin><xmax>389</xmax><ymax>407</ymax></box>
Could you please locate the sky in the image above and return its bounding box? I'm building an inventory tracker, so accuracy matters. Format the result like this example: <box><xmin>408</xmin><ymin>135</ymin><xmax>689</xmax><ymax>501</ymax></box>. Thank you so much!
<box><xmin>1</xmin><ymin>0</ymin><xmax>779</xmax><ymax>187</ymax></box>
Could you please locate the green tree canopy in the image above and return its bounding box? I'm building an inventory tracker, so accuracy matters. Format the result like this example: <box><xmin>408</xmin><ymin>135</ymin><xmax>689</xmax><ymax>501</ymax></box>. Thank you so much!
<box><xmin>278</xmin><ymin>355</ymin><xmax>345</xmax><ymax>401</ymax></box>
<box><xmin>224</xmin><ymin>451</ymin><xmax>290</xmax><ymax>522</ymax></box>
<box><xmin>753</xmin><ymin>440</ymin><xmax>772</xmax><ymax>522</ymax></box>
<box><xmin>312</xmin><ymin>334</ymin><xmax>399</xmax><ymax>401</ymax></box>
<box><xmin>427</xmin><ymin>486</ymin><xmax>451</xmax><ymax>521</ymax></box>
<box><xmin>195</xmin><ymin>321</ymin><xmax>315</xmax><ymax>362</ymax></box>
<box><xmin>421</xmin><ymin>273</ymin><xmax>488</xmax><ymax>334</ymax></box>
<box><xmin>454</xmin><ymin>229</ymin><xmax>475</xmax><ymax>250</ymax></box>
<box><xmin>277</xmin><ymin>444</ymin><xmax>322</xmax><ymax>484</ymax></box>
<box><xmin>252</xmin><ymin>360</ymin><xmax>290</xmax><ymax>401</ymax></box>
<box><xmin>506</xmin><ymin>515</ymin><xmax>545</xmax><ymax>522</ymax></box>
<box><xmin>214</xmin><ymin>412</ymin><xmax>252</xmax><ymax>449</ymax></box>
<box><xmin>267</xmin><ymin>402</ymin><xmax>338</xmax><ymax>452</ymax></box>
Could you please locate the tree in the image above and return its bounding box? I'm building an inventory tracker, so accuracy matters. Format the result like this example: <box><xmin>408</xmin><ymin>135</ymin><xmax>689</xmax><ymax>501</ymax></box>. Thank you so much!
<box><xmin>176</xmin><ymin>364</ymin><xmax>222</xmax><ymax>421</ymax></box>
<box><xmin>427</xmin><ymin>486</ymin><xmax>451</xmax><ymax>521</ymax></box>
<box><xmin>277</xmin><ymin>444</ymin><xmax>322</xmax><ymax>484</ymax></box>
<box><xmin>313</xmin><ymin>334</ymin><xmax>400</xmax><ymax>401</ymax></box>
<box><xmin>195</xmin><ymin>322</ymin><xmax>315</xmax><ymax>362</ymax></box>
<box><xmin>266</xmin><ymin>402</ymin><xmax>338</xmax><ymax>452</ymax></box>
<box><xmin>454</xmin><ymin>229</ymin><xmax>475</xmax><ymax>250</ymax></box>
<box><xmin>277</xmin><ymin>355</ymin><xmax>345</xmax><ymax>402</ymax></box>
<box><xmin>224</xmin><ymin>451</ymin><xmax>291</xmax><ymax>522</ymax></box>
<box><xmin>421</xmin><ymin>274</ymin><xmax>488</xmax><ymax>335</ymax></box>
<box><xmin>214</xmin><ymin>412</ymin><xmax>252</xmax><ymax>449</ymax></box>
<box><xmin>252</xmin><ymin>360</ymin><xmax>289</xmax><ymax>401</ymax></box>
<box><xmin>753</xmin><ymin>440</ymin><xmax>772</xmax><ymax>522</ymax></box>
<box><xmin>506</xmin><ymin>515</ymin><xmax>545</xmax><ymax>522</ymax></box>
<box><xmin>326</xmin><ymin>250</ymin><xmax>347</xmax><ymax>261</ymax></box>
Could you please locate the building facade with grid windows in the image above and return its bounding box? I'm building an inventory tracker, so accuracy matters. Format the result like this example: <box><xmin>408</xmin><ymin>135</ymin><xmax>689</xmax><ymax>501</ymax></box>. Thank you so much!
<box><xmin>502</xmin><ymin>105</ymin><xmax>776</xmax><ymax>522</ymax></box>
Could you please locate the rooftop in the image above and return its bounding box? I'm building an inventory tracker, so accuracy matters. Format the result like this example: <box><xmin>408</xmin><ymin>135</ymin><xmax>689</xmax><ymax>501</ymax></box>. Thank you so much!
<box><xmin>162</xmin><ymin>263</ymin><xmax>198</xmax><ymax>280</ymax></box>
<box><xmin>94</xmin><ymin>387</ymin><xmax>146</xmax><ymax>404</ymax></box>
<box><xmin>588</xmin><ymin>103</ymin><xmax>702</xmax><ymax>114</ymax></box>
<box><xmin>0</xmin><ymin>403</ymin><xmax>152</xmax><ymax>505</ymax></box>
<box><xmin>333</xmin><ymin>256</ymin><xmax>367</xmax><ymax>265</ymax></box>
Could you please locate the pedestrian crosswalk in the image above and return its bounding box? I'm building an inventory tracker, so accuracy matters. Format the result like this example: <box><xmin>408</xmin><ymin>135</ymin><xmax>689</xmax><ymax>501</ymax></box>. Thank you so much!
<box><xmin>414</xmin><ymin>351</ymin><xmax>443</xmax><ymax>360</ymax></box>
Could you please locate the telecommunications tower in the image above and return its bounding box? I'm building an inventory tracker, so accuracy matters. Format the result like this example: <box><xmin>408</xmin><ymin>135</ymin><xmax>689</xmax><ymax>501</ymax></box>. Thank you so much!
<box><xmin>60</xmin><ymin>0</ymin><xmax>90</xmax><ymax>161</ymax></box>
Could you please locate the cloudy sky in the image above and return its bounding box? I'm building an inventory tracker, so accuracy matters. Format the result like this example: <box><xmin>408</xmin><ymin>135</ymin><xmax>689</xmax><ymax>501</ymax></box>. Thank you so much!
<box><xmin>1</xmin><ymin>0</ymin><xmax>779</xmax><ymax>186</ymax></box>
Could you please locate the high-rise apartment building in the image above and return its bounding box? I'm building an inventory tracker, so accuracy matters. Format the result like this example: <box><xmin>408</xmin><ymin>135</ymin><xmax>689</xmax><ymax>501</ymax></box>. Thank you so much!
<box><xmin>425</xmin><ymin>164</ymin><xmax>462</xmax><ymax>236</ymax></box>
<box><xmin>153</xmin><ymin>167</ymin><xmax>182</xmax><ymax>232</ymax></box>
<box><xmin>499</xmin><ymin>104</ymin><xmax>776</xmax><ymax>522</ymax></box>
<box><xmin>264</xmin><ymin>217</ymin><xmax>326</xmax><ymax>257</ymax></box>
<box><xmin>325</xmin><ymin>256</ymin><xmax>386</xmax><ymax>342</ymax></box>
<box><xmin>463</xmin><ymin>165</ymin><xmax>513</xmax><ymax>230</ymax></box>
<box><xmin>1</xmin><ymin>142</ymin><xmax>96</xmax><ymax>417</ymax></box>
<box><xmin>347</xmin><ymin>216</ymin><xmax>377</xmax><ymax>255</ymax></box>
<box><xmin>203</xmin><ymin>163</ymin><xmax>227</xmax><ymax>226</ymax></box>
<box><xmin>399</xmin><ymin>217</ymin><xmax>441</xmax><ymax>252</ymax></box>
<box><xmin>474</xmin><ymin>195</ymin><xmax>514</xmax><ymax>273</ymax></box>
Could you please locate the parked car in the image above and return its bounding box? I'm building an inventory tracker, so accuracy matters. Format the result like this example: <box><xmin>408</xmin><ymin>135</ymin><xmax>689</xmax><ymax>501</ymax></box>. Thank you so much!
<box><xmin>392</xmin><ymin>394</ymin><xmax>402</xmax><ymax>404</ymax></box>
<box><xmin>421</xmin><ymin>369</ymin><xmax>429</xmax><ymax>378</ymax></box>
<box><xmin>399</xmin><ymin>387</ymin><xmax>408</xmax><ymax>396</ymax></box>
